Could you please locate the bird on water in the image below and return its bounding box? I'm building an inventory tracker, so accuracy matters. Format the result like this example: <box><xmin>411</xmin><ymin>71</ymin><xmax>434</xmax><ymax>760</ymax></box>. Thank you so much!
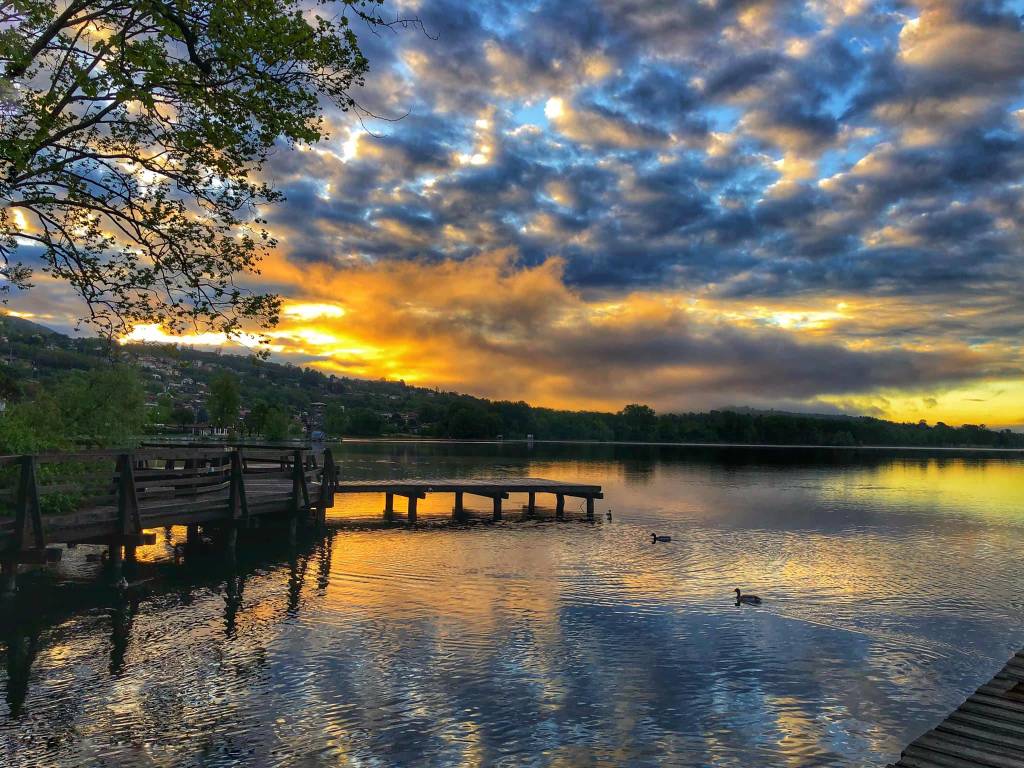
<box><xmin>651</xmin><ymin>533</ymin><xmax>672</xmax><ymax>542</ymax></box>
<box><xmin>734</xmin><ymin>588</ymin><xmax>761</xmax><ymax>605</ymax></box>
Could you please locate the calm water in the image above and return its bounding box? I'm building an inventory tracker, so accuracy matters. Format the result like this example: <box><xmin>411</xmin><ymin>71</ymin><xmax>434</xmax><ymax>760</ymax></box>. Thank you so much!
<box><xmin>2</xmin><ymin>442</ymin><xmax>1023</xmax><ymax>767</ymax></box>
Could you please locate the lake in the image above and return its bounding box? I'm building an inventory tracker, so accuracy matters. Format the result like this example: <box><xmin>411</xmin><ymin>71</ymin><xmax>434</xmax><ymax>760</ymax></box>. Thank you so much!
<box><xmin>2</xmin><ymin>441</ymin><xmax>1023</xmax><ymax>767</ymax></box>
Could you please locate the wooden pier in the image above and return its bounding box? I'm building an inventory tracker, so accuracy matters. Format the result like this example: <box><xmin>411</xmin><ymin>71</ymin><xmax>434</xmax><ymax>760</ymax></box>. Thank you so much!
<box><xmin>335</xmin><ymin>478</ymin><xmax>603</xmax><ymax>523</ymax></box>
<box><xmin>888</xmin><ymin>648</ymin><xmax>1024</xmax><ymax>767</ymax></box>
<box><xmin>0</xmin><ymin>444</ymin><xmax>602</xmax><ymax>595</ymax></box>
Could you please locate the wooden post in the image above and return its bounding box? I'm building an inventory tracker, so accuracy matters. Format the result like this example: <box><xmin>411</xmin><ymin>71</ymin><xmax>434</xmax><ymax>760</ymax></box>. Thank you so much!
<box><xmin>383</xmin><ymin>492</ymin><xmax>394</xmax><ymax>522</ymax></box>
<box><xmin>586</xmin><ymin>496</ymin><xmax>595</xmax><ymax>521</ymax></box>
<box><xmin>290</xmin><ymin>449</ymin><xmax>302</xmax><ymax>516</ymax></box>
<box><xmin>124</xmin><ymin>544</ymin><xmax>137</xmax><ymax>564</ymax></box>
<box><xmin>1</xmin><ymin>559</ymin><xmax>16</xmax><ymax>598</ymax></box>
<box><xmin>229</xmin><ymin>449</ymin><xmax>249</xmax><ymax>525</ymax></box>
<box><xmin>107</xmin><ymin>539</ymin><xmax>123</xmax><ymax>576</ymax></box>
<box><xmin>555</xmin><ymin>494</ymin><xmax>565</xmax><ymax>521</ymax></box>
<box><xmin>527</xmin><ymin>491</ymin><xmax>536</xmax><ymax>516</ymax></box>
<box><xmin>225</xmin><ymin>526</ymin><xmax>238</xmax><ymax>560</ymax></box>
<box><xmin>14</xmin><ymin>455</ymin><xmax>44</xmax><ymax>553</ymax></box>
<box><xmin>116</xmin><ymin>453</ymin><xmax>142</xmax><ymax>537</ymax></box>
<box><xmin>292</xmin><ymin>449</ymin><xmax>310</xmax><ymax>511</ymax></box>
<box><xmin>453</xmin><ymin>491</ymin><xmax>465</xmax><ymax>522</ymax></box>
<box><xmin>492</xmin><ymin>496</ymin><xmax>503</xmax><ymax>522</ymax></box>
<box><xmin>407</xmin><ymin>494</ymin><xmax>418</xmax><ymax>524</ymax></box>
<box><xmin>315</xmin><ymin>448</ymin><xmax>334</xmax><ymax>526</ymax></box>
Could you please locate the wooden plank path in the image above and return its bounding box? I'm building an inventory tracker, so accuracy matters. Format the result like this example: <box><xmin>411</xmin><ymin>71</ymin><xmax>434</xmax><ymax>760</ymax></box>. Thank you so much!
<box><xmin>888</xmin><ymin>649</ymin><xmax>1024</xmax><ymax>767</ymax></box>
<box><xmin>0</xmin><ymin>444</ymin><xmax>602</xmax><ymax>596</ymax></box>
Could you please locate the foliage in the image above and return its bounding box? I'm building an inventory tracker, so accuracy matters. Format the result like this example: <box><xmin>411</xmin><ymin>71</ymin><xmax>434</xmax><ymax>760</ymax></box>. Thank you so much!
<box><xmin>208</xmin><ymin>371</ymin><xmax>240</xmax><ymax>427</ymax></box>
<box><xmin>170</xmin><ymin>404</ymin><xmax>196</xmax><ymax>427</ymax></box>
<box><xmin>325</xmin><ymin>403</ymin><xmax>348</xmax><ymax>436</ymax></box>
<box><xmin>0</xmin><ymin>364</ymin><xmax>145</xmax><ymax>451</ymax></box>
<box><xmin>0</xmin><ymin>0</ymin><xmax>398</xmax><ymax>338</ymax></box>
<box><xmin>262</xmin><ymin>406</ymin><xmax>290</xmax><ymax>441</ymax></box>
<box><xmin>345</xmin><ymin>407</ymin><xmax>383</xmax><ymax>436</ymax></box>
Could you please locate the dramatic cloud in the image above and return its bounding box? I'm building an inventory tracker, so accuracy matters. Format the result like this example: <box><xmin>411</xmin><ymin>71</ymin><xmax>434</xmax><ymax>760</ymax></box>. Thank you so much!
<box><xmin>9</xmin><ymin>0</ymin><xmax>1024</xmax><ymax>425</ymax></box>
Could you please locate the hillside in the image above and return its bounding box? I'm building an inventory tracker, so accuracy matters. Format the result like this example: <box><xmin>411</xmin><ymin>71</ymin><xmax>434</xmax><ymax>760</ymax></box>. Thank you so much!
<box><xmin>1</xmin><ymin>314</ymin><xmax>1021</xmax><ymax>448</ymax></box>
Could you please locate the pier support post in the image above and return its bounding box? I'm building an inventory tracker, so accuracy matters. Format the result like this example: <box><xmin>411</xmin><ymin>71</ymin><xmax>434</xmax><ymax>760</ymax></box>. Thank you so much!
<box><xmin>586</xmin><ymin>496</ymin><xmax>595</xmax><ymax>522</ymax></box>
<box><xmin>124</xmin><ymin>543</ymin><xmax>137</xmax><ymax>566</ymax></box>
<box><xmin>225</xmin><ymin>526</ymin><xmax>238</xmax><ymax>560</ymax></box>
<box><xmin>527</xmin><ymin>492</ymin><xmax>536</xmax><ymax>516</ymax></box>
<box><xmin>407</xmin><ymin>495</ymin><xmax>418</xmax><ymax>524</ymax></box>
<box><xmin>555</xmin><ymin>494</ymin><xmax>565</xmax><ymax>521</ymax></box>
<box><xmin>453</xmin><ymin>491</ymin><xmax>465</xmax><ymax>522</ymax></box>
<box><xmin>107</xmin><ymin>540</ymin><xmax>123</xmax><ymax>576</ymax></box>
<box><xmin>384</xmin><ymin>493</ymin><xmax>394</xmax><ymax>523</ymax></box>
<box><xmin>186</xmin><ymin>524</ymin><xmax>201</xmax><ymax>553</ymax></box>
<box><xmin>288</xmin><ymin>516</ymin><xmax>298</xmax><ymax>545</ymax></box>
<box><xmin>1</xmin><ymin>559</ymin><xmax>16</xmax><ymax>598</ymax></box>
<box><xmin>492</xmin><ymin>496</ymin><xmax>503</xmax><ymax>522</ymax></box>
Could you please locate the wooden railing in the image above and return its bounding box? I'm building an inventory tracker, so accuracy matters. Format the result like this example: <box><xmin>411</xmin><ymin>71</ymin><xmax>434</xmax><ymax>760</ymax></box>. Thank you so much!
<box><xmin>0</xmin><ymin>444</ymin><xmax>337</xmax><ymax>565</ymax></box>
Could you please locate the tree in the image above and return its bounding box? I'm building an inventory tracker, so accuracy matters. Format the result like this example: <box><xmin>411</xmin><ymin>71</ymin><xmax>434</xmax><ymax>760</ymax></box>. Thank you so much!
<box><xmin>618</xmin><ymin>404</ymin><xmax>657</xmax><ymax>441</ymax></box>
<box><xmin>325</xmin><ymin>402</ymin><xmax>348</xmax><ymax>436</ymax></box>
<box><xmin>345</xmin><ymin>406</ymin><xmax>382</xmax><ymax>436</ymax></box>
<box><xmin>244</xmin><ymin>399</ymin><xmax>270</xmax><ymax>436</ymax></box>
<box><xmin>262</xmin><ymin>406</ymin><xmax>290</xmax><ymax>441</ymax></box>
<box><xmin>170</xmin><ymin>403</ymin><xmax>195</xmax><ymax>429</ymax></box>
<box><xmin>0</xmin><ymin>0</ymin><xmax>400</xmax><ymax>339</ymax></box>
<box><xmin>444</xmin><ymin>401</ymin><xmax>500</xmax><ymax>439</ymax></box>
<box><xmin>207</xmin><ymin>371</ymin><xmax>239</xmax><ymax>427</ymax></box>
<box><xmin>0</xmin><ymin>364</ymin><xmax>145</xmax><ymax>451</ymax></box>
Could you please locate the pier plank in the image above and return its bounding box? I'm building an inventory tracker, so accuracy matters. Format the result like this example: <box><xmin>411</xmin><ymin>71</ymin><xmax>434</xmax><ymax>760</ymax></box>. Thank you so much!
<box><xmin>891</xmin><ymin>651</ymin><xmax>1024</xmax><ymax>768</ymax></box>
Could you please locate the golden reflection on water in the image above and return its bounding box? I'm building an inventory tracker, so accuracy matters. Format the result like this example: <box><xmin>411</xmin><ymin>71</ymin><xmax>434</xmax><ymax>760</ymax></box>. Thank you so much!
<box><xmin>2</xmin><ymin>447</ymin><xmax>1023</xmax><ymax>767</ymax></box>
<box><xmin>820</xmin><ymin>458</ymin><xmax>1024</xmax><ymax>520</ymax></box>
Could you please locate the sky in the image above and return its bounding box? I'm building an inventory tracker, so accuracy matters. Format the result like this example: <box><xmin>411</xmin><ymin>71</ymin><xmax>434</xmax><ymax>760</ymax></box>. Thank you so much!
<box><xmin>10</xmin><ymin>0</ymin><xmax>1024</xmax><ymax>427</ymax></box>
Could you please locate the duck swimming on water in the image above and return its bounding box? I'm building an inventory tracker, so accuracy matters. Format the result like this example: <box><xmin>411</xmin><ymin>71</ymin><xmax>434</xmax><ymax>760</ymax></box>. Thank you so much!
<box><xmin>734</xmin><ymin>588</ymin><xmax>761</xmax><ymax>605</ymax></box>
<box><xmin>651</xmin><ymin>533</ymin><xmax>672</xmax><ymax>542</ymax></box>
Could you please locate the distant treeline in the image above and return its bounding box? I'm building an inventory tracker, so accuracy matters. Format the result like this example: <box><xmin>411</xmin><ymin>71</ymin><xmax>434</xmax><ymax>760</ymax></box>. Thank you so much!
<box><xmin>431</xmin><ymin>401</ymin><xmax>1024</xmax><ymax>448</ymax></box>
<box><xmin>2</xmin><ymin>314</ymin><xmax>1021</xmax><ymax>450</ymax></box>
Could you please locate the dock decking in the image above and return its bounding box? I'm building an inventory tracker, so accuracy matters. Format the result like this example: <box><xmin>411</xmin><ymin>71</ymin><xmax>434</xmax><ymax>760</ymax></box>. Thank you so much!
<box><xmin>0</xmin><ymin>444</ymin><xmax>603</xmax><ymax>595</ymax></box>
<box><xmin>888</xmin><ymin>648</ymin><xmax>1024</xmax><ymax>767</ymax></box>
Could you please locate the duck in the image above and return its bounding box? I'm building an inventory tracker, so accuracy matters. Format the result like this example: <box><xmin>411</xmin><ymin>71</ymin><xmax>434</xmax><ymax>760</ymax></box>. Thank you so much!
<box><xmin>651</xmin><ymin>533</ymin><xmax>672</xmax><ymax>542</ymax></box>
<box><xmin>734</xmin><ymin>588</ymin><xmax>762</xmax><ymax>605</ymax></box>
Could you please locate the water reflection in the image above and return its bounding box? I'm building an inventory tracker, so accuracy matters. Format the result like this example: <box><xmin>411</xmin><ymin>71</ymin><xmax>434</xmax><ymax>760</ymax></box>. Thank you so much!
<box><xmin>0</xmin><ymin>444</ymin><xmax>1022</xmax><ymax>767</ymax></box>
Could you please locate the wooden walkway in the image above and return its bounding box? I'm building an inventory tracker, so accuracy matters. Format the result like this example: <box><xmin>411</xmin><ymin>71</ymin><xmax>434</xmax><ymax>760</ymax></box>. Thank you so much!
<box><xmin>334</xmin><ymin>477</ymin><xmax>603</xmax><ymax>523</ymax></box>
<box><xmin>0</xmin><ymin>444</ymin><xmax>602</xmax><ymax>595</ymax></box>
<box><xmin>889</xmin><ymin>649</ymin><xmax>1024</xmax><ymax>767</ymax></box>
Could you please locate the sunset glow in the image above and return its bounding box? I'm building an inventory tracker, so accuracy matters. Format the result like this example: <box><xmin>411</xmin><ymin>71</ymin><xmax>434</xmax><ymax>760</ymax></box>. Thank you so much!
<box><xmin>9</xmin><ymin>0</ymin><xmax>1024</xmax><ymax>427</ymax></box>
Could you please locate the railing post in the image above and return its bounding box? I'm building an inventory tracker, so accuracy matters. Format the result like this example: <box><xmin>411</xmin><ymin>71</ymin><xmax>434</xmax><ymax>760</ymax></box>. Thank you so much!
<box><xmin>112</xmin><ymin>453</ymin><xmax>141</xmax><ymax>575</ymax></box>
<box><xmin>116</xmin><ymin>453</ymin><xmax>141</xmax><ymax>537</ymax></box>
<box><xmin>316</xmin><ymin>448</ymin><xmax>335</xmax><ymax>527</ymax></box>
<box><xmin>290</xmin><ymin>449</ymin><xmax>309</xmax><ymax>513</ymax></box>
<box><xmin>229</xmin><ymin>449</ymin><xmax>249</xmax><ymax>524</ymax></box>
<box><xmin>14</xmin><ymin>455</ymin><xmax>43</xmax><ymax>552</ymax></box>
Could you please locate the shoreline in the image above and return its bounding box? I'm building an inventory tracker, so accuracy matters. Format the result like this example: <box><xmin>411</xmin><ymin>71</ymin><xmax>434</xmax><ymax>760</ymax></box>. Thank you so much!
<box><xmin>336</xmin><ymin>437</ymin><xmax>1024</xmax><ymax>453</ymax></box>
